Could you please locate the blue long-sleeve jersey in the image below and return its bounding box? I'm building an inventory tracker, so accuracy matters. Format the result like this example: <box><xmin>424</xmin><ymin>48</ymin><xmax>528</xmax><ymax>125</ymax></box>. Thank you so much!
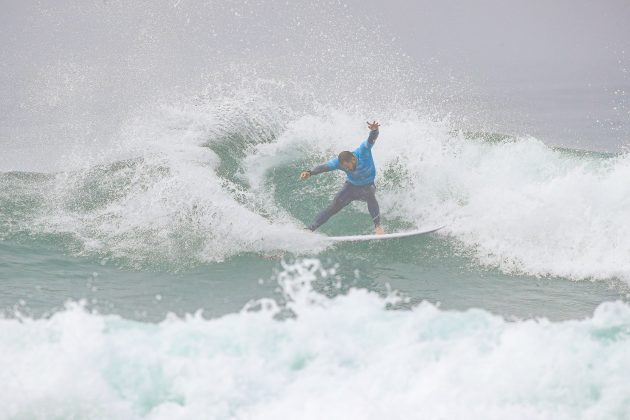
<box><xmin>309</xmin><ymin>129</ymin><xmax>379</xmax><ymax>186</ymax></box>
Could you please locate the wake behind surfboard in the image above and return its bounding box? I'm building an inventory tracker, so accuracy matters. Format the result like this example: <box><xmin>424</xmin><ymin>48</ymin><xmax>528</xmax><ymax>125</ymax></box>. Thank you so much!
<box><xmin>325</xmin><ymin>225</ymin><xmax>445</xmax><ymax>243</ymax></box>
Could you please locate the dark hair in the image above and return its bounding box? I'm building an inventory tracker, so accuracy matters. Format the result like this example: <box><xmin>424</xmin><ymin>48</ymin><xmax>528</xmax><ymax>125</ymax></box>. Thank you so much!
<box><xmin>338</xmin><ymin>151</ymin><xmax>354</xmax><ymax>162</ymax></box>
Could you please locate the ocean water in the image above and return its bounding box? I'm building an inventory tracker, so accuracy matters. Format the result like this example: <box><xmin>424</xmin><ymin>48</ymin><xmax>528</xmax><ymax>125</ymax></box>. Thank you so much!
<box><xmin>3</xmin><ymin>1</ymin><xmax>630</xmax><ymax>418</ymax></box>
<box><xmin>2</xmin><ymin>96</ymin><xmax>630</xmax><ymax>418</ymax></box>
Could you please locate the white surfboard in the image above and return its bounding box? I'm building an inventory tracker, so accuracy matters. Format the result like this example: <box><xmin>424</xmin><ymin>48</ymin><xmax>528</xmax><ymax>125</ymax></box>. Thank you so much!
<box><xmin>326</xmin><ymin>225</ymin><xmax>445</xmax><ymax>242</ymax></box>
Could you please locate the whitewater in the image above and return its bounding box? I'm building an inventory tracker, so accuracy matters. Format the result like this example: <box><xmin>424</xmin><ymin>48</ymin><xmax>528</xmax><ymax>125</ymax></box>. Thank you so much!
<box><xmin>1</xmin><ymin>260</ymin><xmax>630</xmax><ymax>420</ymax></box>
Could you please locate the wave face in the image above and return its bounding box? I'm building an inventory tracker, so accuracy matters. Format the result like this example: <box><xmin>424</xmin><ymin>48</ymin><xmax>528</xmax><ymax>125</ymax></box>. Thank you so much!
<box><xmin>2</xmin><ymin>85</ymin><xmax>629</xmax><ymax>280</ymax></box>
<box><xmin>1</xmin><ymin>259</ymin><xmax>629</xmax><ymax>420</ymax></box>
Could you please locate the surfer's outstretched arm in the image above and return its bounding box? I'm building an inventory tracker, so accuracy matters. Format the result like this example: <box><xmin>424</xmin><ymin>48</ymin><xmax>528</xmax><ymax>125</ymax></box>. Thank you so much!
<box><xmin>309</xmin><ymin>163</ymin><xmax>332</xmax><ymax>176</ymax></box>
<box><xmin>299</xmin><ymin>163</ymin><xmax>333</xmax><ymax>180</ymax></box>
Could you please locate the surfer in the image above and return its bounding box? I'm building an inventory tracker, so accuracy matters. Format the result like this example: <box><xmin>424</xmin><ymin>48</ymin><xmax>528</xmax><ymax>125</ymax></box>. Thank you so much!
<box><xmin>300</xmin><ymin>121</ymin><xmax>384</xmax><ymax>235</ymax></box>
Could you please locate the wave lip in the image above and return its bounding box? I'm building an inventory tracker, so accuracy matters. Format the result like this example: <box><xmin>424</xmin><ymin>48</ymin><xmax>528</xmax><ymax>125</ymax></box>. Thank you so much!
<box><xmin>1</xmin><ymin>260</ymin><xmax>629</xmax><ymax>419</ymax></box>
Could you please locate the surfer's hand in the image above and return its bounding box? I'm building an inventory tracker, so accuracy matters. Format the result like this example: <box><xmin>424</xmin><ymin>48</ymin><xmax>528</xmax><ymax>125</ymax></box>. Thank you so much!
<box><xmin>300</xmin><ymin>171</ymin><xmax>311</xmax><ymax>180</ymax></box>
<box><xmin>367</xmin><ymin>120</ymin><xmax>380</xmax><ymax>131</ymax></box>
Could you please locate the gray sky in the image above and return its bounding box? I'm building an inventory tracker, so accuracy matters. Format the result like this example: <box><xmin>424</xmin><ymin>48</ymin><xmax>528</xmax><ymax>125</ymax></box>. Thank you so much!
<box><xmin>362</xmin><ymin>0</ymin><xmax>629</xmax><ymax>85</ymax></box>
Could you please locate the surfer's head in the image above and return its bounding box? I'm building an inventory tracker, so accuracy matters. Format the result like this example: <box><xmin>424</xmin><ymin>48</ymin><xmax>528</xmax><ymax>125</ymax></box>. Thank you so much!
<box><xmin>338</xmin><ymin>151</ymin><xmax>357</xmax><ymax>171</ymax></box>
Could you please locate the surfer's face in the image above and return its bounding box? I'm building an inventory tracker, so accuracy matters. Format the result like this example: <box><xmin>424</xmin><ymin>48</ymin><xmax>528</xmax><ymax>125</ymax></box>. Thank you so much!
<box><xmin>340</xmin><ymin>156</ymin><xmax>357</xmax><ymax>171</ymax></box>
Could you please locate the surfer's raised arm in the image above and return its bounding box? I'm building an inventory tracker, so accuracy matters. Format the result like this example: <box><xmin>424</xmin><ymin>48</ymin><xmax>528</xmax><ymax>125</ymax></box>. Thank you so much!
<box><xmin>366</xmin><ymin>120</ymin><xmax>380</xmax><ymax>145</ymax></box>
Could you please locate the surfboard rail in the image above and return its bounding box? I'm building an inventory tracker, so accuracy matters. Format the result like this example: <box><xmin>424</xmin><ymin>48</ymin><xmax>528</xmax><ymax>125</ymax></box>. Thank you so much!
<box><xmin>325</xmin><ymin>225</ymin><xmax>445</xmax><ymax>242</ymax></box>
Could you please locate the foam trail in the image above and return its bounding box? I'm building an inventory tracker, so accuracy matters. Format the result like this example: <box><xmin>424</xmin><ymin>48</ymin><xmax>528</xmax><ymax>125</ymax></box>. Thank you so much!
<box><xmin>1</xmin><ymin>259</ymin><xmax>629</xmax><ymax>419</ymax></box>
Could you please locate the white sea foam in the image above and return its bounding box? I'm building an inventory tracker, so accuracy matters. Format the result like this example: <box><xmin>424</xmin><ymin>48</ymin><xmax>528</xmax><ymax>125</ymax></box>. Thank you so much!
<box><xmin>1</xmin><ymin>259</ymin><xmax>629</xmax><ymax>419</ymax></box>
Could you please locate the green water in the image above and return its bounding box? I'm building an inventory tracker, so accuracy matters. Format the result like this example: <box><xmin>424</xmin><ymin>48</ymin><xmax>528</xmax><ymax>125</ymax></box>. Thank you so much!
<box><xmin>2</xmin><ymin>235</ymin><xmax>626</xmax><ymax>323</ymax></box>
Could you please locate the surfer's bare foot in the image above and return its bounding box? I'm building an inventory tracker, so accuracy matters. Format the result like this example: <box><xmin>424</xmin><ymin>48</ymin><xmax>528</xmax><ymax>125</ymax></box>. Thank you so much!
<box><xmin>374</xmin><ymin>226</ymin><xmax>384</xmax><ymax>235</ymax></box>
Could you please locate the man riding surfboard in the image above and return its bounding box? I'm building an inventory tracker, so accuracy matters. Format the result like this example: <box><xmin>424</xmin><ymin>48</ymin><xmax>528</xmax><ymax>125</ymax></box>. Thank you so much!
<box><xmin>300</xmin><ymin>121</ymin><xmax>384</xmax><ymax>235</ymax></box>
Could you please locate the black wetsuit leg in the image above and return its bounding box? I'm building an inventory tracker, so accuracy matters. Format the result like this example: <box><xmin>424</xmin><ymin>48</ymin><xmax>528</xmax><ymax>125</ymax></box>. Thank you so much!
<box><xmin>308</xmin><ymin>182</ymin><xmax>355</xmax><ymax>231</ymax></box>
<box><xmin>363</xmin><ymin>184</ymin><xmax>381</xmax><ymax>227</ymax></box>
<box><xmin>308</xmin><ymin>182</ymin><xmax>381</xmax><ymax>231</ymax></box>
